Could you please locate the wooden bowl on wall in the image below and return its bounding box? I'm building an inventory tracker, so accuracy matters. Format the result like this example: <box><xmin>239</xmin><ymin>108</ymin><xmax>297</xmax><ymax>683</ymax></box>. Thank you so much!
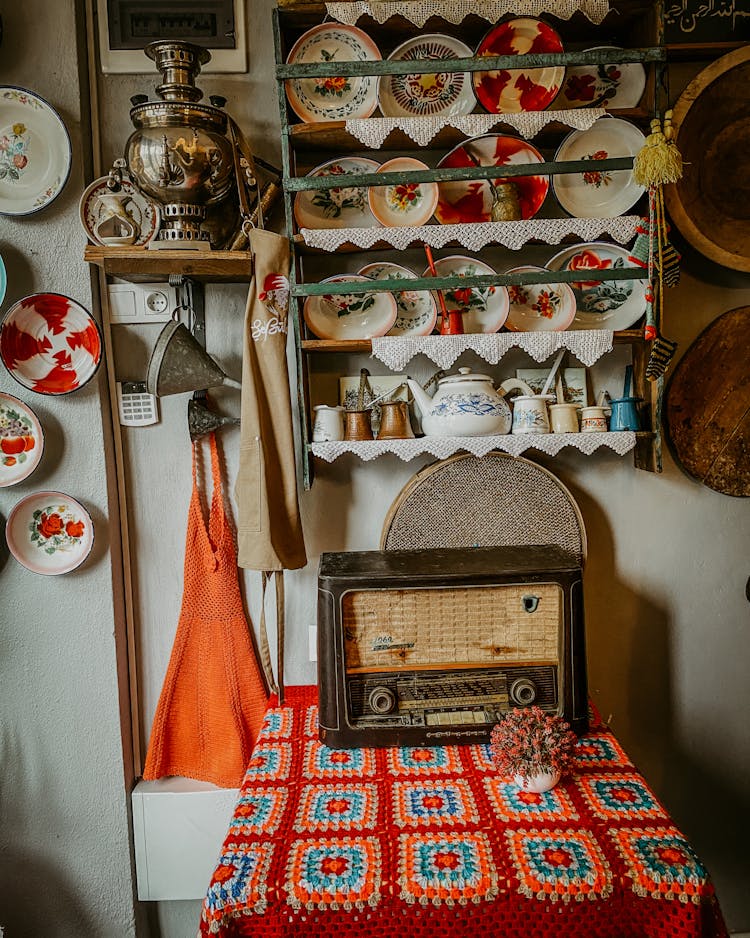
<box><xmin>665</xmin><ymin>46</ymin><xmax>750</xmax><ymax>272</ymax></box>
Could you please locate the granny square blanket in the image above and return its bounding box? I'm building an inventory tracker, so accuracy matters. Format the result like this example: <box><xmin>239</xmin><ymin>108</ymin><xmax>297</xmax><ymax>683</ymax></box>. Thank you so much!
<box><xmin>199</xmin><ymin>687</ymin><xmax>728</xmax><ymax>938</ymax></box>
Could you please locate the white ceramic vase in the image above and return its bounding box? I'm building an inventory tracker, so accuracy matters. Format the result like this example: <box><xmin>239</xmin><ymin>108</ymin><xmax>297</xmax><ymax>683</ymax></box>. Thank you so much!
<box><xmin>513</xmin><ymin>768</ymin><xmax>561</xmax><ymax>793</ymax></box>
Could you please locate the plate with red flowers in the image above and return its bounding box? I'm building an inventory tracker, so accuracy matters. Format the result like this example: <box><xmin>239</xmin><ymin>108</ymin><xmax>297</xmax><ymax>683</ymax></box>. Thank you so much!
<box><xmin>552</xmin><ymin>117</ymin><xmax>646</xmax><ymax>217</ymax></box>
<box><xmin>472</xmin><ymin>18</ymin><xmax>564</xmax><ymax>113</ymax></box>
<box><xmin>423</xmin><ymin>255</ymin><xmax>509</xmax><ymax>333</ymax></box>
<box><xmin>552</xmin><ymin>46</ymin><xmax>646</xmax><ymax>110</ymax></box>
<box><xmin>358</xmin><ymin>262</ymin><xmax>437</xmax><ymax>336</ymax></box>
<box><xmin>368</xmin><ymin>157</ymin><xmax>438</xmax><ymax>227</ymax></box>
<box><xmin>0</xmin><ymin>293</ymin><xmax>102</xmax><ymax>395</ymax></box>
<box><xmin>504</xmin><ymin>266</ymin><xmax>576</xmax><ymax>332</ymax></box>
<box><xmin>285</xmin><ymin>24</ymin><xmax>381</xmax><ymax>122</ymax></box>
<box><xmin>6</xmin><ymin>491</ymin><xmax>94</xmax><ymax>575</ymax></box>
<box><xmin>546</xmin><ymin>241</ymin><xmax>647</xmax><ymax>330</ymax></box>
<box><xmin>436</xmin><ymin>134</ymin><xmax>548</xmax><ymax>223</ymax></box>
<box><xmin>0</xmin><ymin>392</ymin><xmax>44</xmax><ymax>487</ymax></box>
<box><xmin>303</xmin><ymin>275</ymin><xmax>398</xmax><ymax>340</ymax></box>
<box><xmin>294</xmin><ymin>157</ymin><xmax>381</xmax><ymax>230</ymax></box>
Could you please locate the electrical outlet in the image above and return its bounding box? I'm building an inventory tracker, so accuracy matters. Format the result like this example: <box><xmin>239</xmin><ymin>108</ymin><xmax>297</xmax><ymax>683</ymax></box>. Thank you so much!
<box><xmin>308</xmin><ymin>626</ymin><xmax>317</xmax><ymax>663</ymax></box>
<box><xmin>108</xmin><ymin>282</ymin><xmax>178</xmax><ymax>324</ymax></box>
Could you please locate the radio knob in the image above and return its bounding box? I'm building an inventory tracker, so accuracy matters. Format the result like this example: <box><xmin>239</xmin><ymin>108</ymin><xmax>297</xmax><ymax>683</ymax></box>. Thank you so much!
<box><xmin>510</xmin><ymin>677</ymin><xmax>538</xmax><ymax>707</ymax></box>
<box><xmin>369</xmin><ymin>686</ymin><xmax>397</xmax><ymax>715</ymax></box>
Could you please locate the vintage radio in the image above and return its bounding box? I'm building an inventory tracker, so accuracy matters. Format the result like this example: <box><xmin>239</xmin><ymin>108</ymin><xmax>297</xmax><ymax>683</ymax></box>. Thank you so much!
<box><xmin>317</xmin><ymin>545</ymin><xmax>588</xmax><ymax>748</ymax></box>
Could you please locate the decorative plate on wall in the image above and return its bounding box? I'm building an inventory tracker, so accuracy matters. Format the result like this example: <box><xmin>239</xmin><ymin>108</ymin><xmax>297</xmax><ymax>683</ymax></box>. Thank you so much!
<box><xmin>358</xmin><ymin>262</ymin><xmax>437</xmax><ymax>336</ymax></box>
<box><xmin>472</xmin><ymin>18</ymin><xmax>564</xmax><ymax>113</ymax></box>
<box><xmin>0</xmin><ymin>293</ymin><xmax>102</xmax><ymax>395</ymax></box>
<box><xmin>552</xmin><ymin>117</ymin><xmax>645</xmax><ymax>217</ymax></box>
<box><xmin>79</xmin><ymin>176</ymin><xmax>160</xmax><ymax>246</ymax></box>
<box><xmin>368</xmin><ymin>157</ymin><xmax>438</xmax><ymax>226</ymax></box>
<box><xmin>285</xmin><ymin>24</ymin><xmax>382</xmax><ymax>122</ymax></box>
<box><xmin>0</xmin><ymin>250</ymin><xmax>6</xmax><ymax>307</ymax></box>
<box><xmin>552</xmin><ymin>46</ymin><xmax>646</xmax><ymax>110</ymax></box>
<box><xmin>378</xmin><ymin>34</ymin><xmax>476</xmax><ymax>118</ymax></box>
<box><xmin>546</xmin><ymin>242</ymin><xmax>647</xmax><ymax>331</ymax></box>
<box><xmin>6</xmin><ymin>491</ymin><xmax>94</xmax><ymax>575</ymax></box>
<box><xmin>504</xmin><ymin>265</ymin><xmax>576</xmax><ymax>332</ymax></box>
<box><xmin>423</xmin><ymin>255</ymin><xmax>509</xmax><ymax>333</ymax></box>
<box><xmin>436</xmin><ymin>134</ymin><xmax>548</xmax><ymax>223</ymax></box>
<box><xmin>0</xmin><ymin>86</ymin><xmax>72</xmax><ymax>216</ymax></box>
<box><xmin>294</xmin><ymin>157</ymin><xmax>381</xmax><ymax>230</ymax></box>
<box><xmin>0</xmin><ymin>391</ymin><xmax>44</xmax><ymax>487</ymax></box>
<box><xmin>303</xmin><ymin>275</ymin><xmax>397</xmax><ymax>340</ymax></box>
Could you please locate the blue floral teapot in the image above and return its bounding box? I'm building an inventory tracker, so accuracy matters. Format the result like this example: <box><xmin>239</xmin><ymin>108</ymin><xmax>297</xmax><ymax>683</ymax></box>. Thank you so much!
<box><xmin>407</xmin><ymin>368</ymin><xmax>512</xmax><ymax>437</ymax></box>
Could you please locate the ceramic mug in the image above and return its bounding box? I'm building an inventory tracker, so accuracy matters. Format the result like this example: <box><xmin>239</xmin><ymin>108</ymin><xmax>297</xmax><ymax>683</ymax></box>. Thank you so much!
<box><xmin>312</xmin><ymin>405</ymin><xmax>344</xmax><ymax>442</ymax></box>
<box><xmin>580</xmin><ymin>405</ymin><xmax>609</xmax><ymax>432</ymax></box>
<box><xmin>549</xmin><ymin>403</ymin><xmax>579</xmax><ymax>433</ymax></box>
<box><xmin>499</xmin><ymin>378</ymin><xmax>552</xmax><ymax>435</ymax></box>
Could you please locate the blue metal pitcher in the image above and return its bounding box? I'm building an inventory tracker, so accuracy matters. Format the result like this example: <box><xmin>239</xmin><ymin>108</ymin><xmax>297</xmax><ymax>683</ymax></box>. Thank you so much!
<box><xmin>608</xmin><ymin>365</ymin><xmax>642</xmax><ymax>431</ymax></box>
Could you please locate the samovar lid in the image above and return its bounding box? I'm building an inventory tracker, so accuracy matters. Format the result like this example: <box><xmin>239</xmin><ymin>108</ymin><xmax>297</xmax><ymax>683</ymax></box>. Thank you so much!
<box><xmin>144</xmin><ymin>40</ymin><xmax>212</xmax><ymax>104</ymax></box>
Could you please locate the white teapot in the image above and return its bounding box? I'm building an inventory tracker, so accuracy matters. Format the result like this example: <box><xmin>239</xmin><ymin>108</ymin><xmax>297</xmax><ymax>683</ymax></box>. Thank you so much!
<box><xmin>407</xmin><ymin>368</ymin><xmax>512</xmax><ymax>437</ymax></box>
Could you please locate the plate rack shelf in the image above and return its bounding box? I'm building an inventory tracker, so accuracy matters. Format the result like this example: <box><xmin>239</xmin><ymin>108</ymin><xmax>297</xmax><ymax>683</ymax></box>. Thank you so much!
<box><xmin>273</xmin><ymin>0</ymin><xmax>667</xmax><ymax>488</ymax></box>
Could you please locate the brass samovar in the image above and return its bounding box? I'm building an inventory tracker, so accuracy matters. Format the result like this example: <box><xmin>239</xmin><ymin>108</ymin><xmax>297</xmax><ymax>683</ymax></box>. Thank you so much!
<box><xmin>125</xmin><ymin>41</ymin><xmax>237</xmax><ymax>244</ymax></box>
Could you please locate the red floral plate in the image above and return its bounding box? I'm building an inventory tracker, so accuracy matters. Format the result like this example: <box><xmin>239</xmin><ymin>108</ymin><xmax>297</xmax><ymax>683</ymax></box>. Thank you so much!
<box><xmin>0</xmin><ymin>391</ymin><xmax>44</xmax><ymax>487</ymax></box>
<box><xmin>436</xmin><ymin>134</ymin><xmax>548</xmax><ymax>223</ymax></box>
<box><xmin>546</xmin><ymin>242</ymin><xmax>647</xmax><ymax>331</ymax></box>
<box><xmin>504</xmin><ymin>265</ymin><xmax>575</xmax><ymax>332</ymax></box>
<box><xmin>6</xmin><ymin>490</ymin><xmax>94</xmax><ymax>575</ymax></box>
<box><xmin>422</xmin><ymin>255</ymin><xmax>509</xmax><ymax>333</ymax></box>
<box><xmin>0</xmin><ymin>293</ymin><xmax>102</xmax><ymax>395</ymax></box>
<box><xmin>552</xmin><ymin>46</ymin><xmax>646</xmax><ymax>110</ymax></box>
<box><xmin>473</xmin><ymin>17</ymin><xmax>564</xmax><ymax>113</ymax></box>
<box><xmin>369</xmin><ymin>157</ymin><xmax>438</xmax><ymax>227</ymax></box>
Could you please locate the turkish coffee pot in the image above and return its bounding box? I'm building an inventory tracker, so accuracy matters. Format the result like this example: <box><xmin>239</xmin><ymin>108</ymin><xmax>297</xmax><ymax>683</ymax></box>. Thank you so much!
<box><xmin>125</xmin><ymin>41</ymin><xmax>237</xmax><ymax>243</ymax></box>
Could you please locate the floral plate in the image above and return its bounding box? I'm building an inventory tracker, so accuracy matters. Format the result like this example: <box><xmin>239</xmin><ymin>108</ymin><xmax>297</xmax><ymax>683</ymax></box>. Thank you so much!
<box><xmin>6</xmin><ymin>490</ymin><xmax>94</xmax><ymax>575</ymax></box>
<box><xmin>368</xmin><ymin>157</ymin><xmax>438</xmax><ymax>227</ymax></box>
<box><xmin>0</xmin><ymin>293</ymin><xmax>103</xmax><ymax>395</ymax></box>
<box><xmin>0</xmin><ymin>86</ymin><xmax>72</xmax><ymax>216</ymax></box>
<box><xmin>378</xmin><ymin>34</ymin><xmax>476</xmax><ymax>118</ymax></box>
<box><xmin>358</xmin><ymin>262</ymin><xmax>437</xmax><ymax>336</ymax></box>
<box><xmin>546</xmin><ymin>241</ymin><xmax>647</xmax><ymax>331</ymax></box>
<box><xmin>504</xmin><ymin>265</ymin><xmax>576</xmax><ymax>332</ymax></box>
<box><xmin>552</xmin><ymin>117</ymin><xmax>646</xmax><ymax>217</ymax></box>
<box><xmin>79</xmin><ymin>176</ymin><xmax>160</xmax><ymax>246</ymax></box>
<box><xmin>552</xmin><ymin>46</ymin><xmax>646</xmax><ymax>110</ymax></box>
<box><xmin>436</xmin><ymin>133</ymin><xmax>548</xmax><ymax>223</ymax></box>
<box><xmin>423</xmin><ymin>255</ymin><xmax>509</xmax><ymax>333</ymax></box>
<box><xmin>294</xmin><ymin>157</ymin><xmax>380</xmax><ymax>230</ymax></box>
<box><xmin>0</xmin><ymin>391</ymin><xmax>44</xmax><ymax>487</ymax></box>
<box><xmin>303</xmin><ymin>275</ymin><xmax>397</xmax><ymax>340</ymax></box>
<box><xmin>285</xmin><ymin>24</ymin><xmax>381</xmax><ymax>122</ymax></box>
<box><xmin>473</xmin><ymin>18</ymin><xmax>564</xmax><ymax>113</ymax></box>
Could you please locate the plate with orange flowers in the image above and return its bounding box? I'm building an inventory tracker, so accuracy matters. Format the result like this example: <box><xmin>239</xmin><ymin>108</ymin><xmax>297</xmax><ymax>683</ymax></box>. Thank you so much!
<box><xmin>423</xmin><ymin>255</ymin><xmax>509</xmax><ymax>333</ymax></box>
<box><xmin>368</xmin><ymin>157</ymin><xmax>438</xmax><ymax>227</ymax></box>
<box><xmin>0</xmin><ymin>392</ymin><xmax>44</xmax><ymax>487</ymax></box>
<box><xmin>504</xmin><ymin>266</ymin><xmax>575</xmax><ymax>332</ymax></box>
<box><xmin>285</xmin><ymin>24</ymin><xmax>381</xmax><ymax>122</ymax></box>
<box><xmin>6</xmin><ymin>491</ymin><xmax>94</xmax><ymax>575</ymax></box>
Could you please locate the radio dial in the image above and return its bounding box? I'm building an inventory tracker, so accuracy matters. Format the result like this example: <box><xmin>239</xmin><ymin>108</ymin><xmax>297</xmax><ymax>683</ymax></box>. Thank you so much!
<box><xmin>369</xmin><ymin>686</ymin><xmax>397</xmax><ymax>715</ymax></box>
<box><xmin>510</xmin><ymin>677</ymin><xmax>538</xmax><ymax>706</ymax></box>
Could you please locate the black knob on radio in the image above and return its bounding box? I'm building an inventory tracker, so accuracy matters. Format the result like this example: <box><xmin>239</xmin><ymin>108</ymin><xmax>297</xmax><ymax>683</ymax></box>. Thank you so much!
<box><xmin>369</xmin><ymin>686</ymin><xmax>397</xmax><ymax>714</ymax></box>
<box><xmin>510</xmin><ymin>677</ymin><xmax>538</xmax><ymax>706</ymax></box>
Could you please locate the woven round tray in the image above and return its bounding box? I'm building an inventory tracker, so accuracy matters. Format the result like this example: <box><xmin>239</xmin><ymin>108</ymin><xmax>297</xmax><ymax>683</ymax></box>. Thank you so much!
<box><xmin>380</xmin><ymin>452</ymin><xmax>587</xmax><ymax>566</ymax></box>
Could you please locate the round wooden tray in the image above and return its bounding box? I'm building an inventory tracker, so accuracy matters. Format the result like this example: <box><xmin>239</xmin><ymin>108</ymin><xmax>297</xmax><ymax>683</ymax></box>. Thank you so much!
<box><xmin>665</xmin><ymin>46</ymin><xmax>750</xmax><ymax>272</ymax></box>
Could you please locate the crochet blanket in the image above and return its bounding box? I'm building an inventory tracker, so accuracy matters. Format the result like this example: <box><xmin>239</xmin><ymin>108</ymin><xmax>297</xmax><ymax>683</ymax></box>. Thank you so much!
<box><xmin>200</xmin><ymin>687</ymin><xmax>727</xmax><ymax>938</ymax></box>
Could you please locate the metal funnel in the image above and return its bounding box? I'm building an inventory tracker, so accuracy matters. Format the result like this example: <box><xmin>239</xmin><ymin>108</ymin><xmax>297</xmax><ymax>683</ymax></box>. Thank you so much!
<box><xmin>188</xmin><ymin>398</ymin><xmax>240</xmax><ymax>442</ymax></box>
<box><xmin>146</xmin><ymin>321</ymin><xmax>241</xmax><ymax>397</ymax></box>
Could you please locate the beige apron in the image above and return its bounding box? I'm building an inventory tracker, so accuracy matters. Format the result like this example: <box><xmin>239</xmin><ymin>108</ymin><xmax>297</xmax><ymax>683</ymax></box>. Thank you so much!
<box><xmin>235</xmin><ymin>228</ymin><xmax>307</xmax><ymax>699</ymax></box>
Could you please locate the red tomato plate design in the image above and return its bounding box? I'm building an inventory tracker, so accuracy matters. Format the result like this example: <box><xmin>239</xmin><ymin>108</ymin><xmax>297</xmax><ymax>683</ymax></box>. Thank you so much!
<box><xmin>0</xmin><ymin>391</ymin><xmax>44</xmax><ymax>486</ymax></box>
<box><xmin>6</xmin><ymin>490</ymin><xmax>94</xmax><ymax>575</ymax></box>
<box><xmin>436</xmin><ymin>134</ymin><xmax>549</xmax><ymax>223</ymax></box>
<box><xmin>0</xmin><ymin>293</ymin><xmax>102</xmax><ymax>395</ymax></box>
<box><xmin>473</xmin><ymin>17</ymin><xmax>564</xmax><ymax>113</ymax></box>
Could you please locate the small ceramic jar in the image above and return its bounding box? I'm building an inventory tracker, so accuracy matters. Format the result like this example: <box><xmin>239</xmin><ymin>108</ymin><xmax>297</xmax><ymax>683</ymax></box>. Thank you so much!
<box><xmin>580</xmin><ymin>405</ymin><xmax>609</xmax><ymax>432</ymax></box>
<box><xmin>548</xmin><ymin>403</ymin><xmax>579</xmax><ymax>433</ymax></box>
<box><xmin>312</xmin><ymin>405</ymin><xmax>344</xmax><ymax>442</ymax></box>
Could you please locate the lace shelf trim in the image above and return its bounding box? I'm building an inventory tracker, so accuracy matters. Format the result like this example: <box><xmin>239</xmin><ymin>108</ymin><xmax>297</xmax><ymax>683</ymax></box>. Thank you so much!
<box><xmin>299</xmin><ymin>216</ymin><xmax>640</xmax><ymax>253</ymax></box>
<box><xmin>343</xmin><ymin>110</ymin><xmax>606</xmax><ymax>148</ymax></box>
<box><xmin>325</xmin><ymin>0</ymin><xmax>611</xmax><ymax>27</ymax></box>
<box><xmin>311</xmin><ymin>431</ymin><xmax>636</xmax><ymax>462</ymax></box>
<box><xmin>370</xmin><ymin>330</ymin><xmax>615</xmax><ymax>370</ymax></box>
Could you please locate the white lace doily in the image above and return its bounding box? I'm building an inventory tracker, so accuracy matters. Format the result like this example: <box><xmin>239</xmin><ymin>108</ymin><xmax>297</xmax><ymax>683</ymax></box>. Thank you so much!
<box><xmin>370</xmin><ymin>331</ymin><xmax>613</xmax><ymax>369</ymax></box>
<box><xmin>344</xmin><ymin>110</ymin><xmax>606</xmax><ymax>148</ymax></box>
<box><xmin>311</xmin><ymin>431</ymin><xmax>635</xmax><ymax>462</ymax></box>
<box><xmin>300</xmin><ymin>216</ymin><xmax>639</xmax><ymax>252</ymax></box>
<box><xmin>326</xmin><ymin>0</ymin><xmax>611</xmax><ymax>26</ymax></box>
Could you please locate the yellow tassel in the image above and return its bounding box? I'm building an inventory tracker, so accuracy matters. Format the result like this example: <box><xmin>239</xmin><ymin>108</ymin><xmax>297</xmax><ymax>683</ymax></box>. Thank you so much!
<box><xmin>632</xmin><ymin>111</ymin><xmax>683</xmax><ymax>187</ymax></box>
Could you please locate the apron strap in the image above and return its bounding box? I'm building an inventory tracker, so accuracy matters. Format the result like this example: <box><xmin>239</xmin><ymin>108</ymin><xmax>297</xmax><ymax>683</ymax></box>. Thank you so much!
<box><xmin>257</xmin><ymin>571</ymin><xmax>286</xmax><ymax>702</ymax></box>
<box><xmin>275</xmin><ymin>570</ymin><xmax>285</xmax><ymax>705</ymax></box>
<box><xmin>258</xmin><ymin>572</ymin><xmax>278</xmax><ymax>697</ymax></box>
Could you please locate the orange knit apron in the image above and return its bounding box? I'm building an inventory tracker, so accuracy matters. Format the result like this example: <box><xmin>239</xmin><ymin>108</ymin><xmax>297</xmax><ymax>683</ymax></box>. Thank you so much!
<box><xmin>143</xmin><ymin>433</ymin><xmax>268</xmax><ymax>788</ymax></box>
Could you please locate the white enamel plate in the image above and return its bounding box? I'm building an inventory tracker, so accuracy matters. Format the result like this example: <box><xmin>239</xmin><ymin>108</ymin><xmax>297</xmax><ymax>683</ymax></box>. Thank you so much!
<box><xmin>424</xmin><ymin>256</ymin><xmax>509</xmax><ymax>334</ymax></box>
<box><xmin>304</xmin><ymin>275</ymin><xmax>397</xmax><ymax>340</ymax></box>
<box><xmin>294</xmin><ymin>157</ymin><xmax>381</xmax><ymax>230</ymax></box>
<box><xmin>358</xmin><ymin>262</ymin><xmax>437</xmax><ymax>337</ymax></box>
<box><xmin>504</xmin><ymin>266</ymin><xmax>576</xmax><ymax>332</ymax></box>
<box><xmin>6</xmin><ymin>490</ymin><xmax>94</xmax><ymax>575</ymax></box>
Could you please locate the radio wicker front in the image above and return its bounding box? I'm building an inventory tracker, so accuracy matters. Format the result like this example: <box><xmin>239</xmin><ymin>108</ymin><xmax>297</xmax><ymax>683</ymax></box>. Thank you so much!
<box><xmin>343</xmin><ymin>584</ymin><xmax>561</xmax><ymax>671</ymax></box>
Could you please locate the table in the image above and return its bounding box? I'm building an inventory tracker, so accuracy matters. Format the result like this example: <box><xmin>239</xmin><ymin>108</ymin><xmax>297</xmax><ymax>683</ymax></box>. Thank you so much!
<box><xmin>199</xmin><ymin>687</ymin><xmax>727</xmax><ymax>938</ymax></box>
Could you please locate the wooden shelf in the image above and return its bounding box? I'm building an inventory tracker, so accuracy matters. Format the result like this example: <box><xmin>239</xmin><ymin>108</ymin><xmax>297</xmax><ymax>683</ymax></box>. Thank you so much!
<box><xmin>83</xmin><ymin>245</ymin><xmax>253</xmax><ymax>282</ymax></box>
<box><xmin>300</xmin><ymin>330</ymin><xmax>645</xmax><ymax>353</ymax></box>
